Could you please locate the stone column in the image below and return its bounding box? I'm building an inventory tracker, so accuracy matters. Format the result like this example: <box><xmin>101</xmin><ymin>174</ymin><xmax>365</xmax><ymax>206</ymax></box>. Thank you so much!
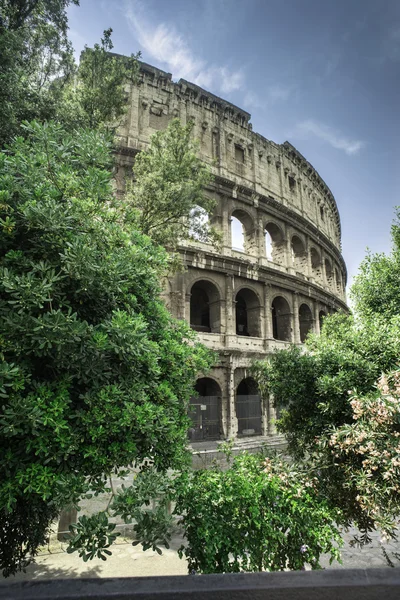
<box><xmin>306</xmin><ymin>237</ymin><xmax>313</xmax><ymax>279</ymax></box>
<box><xmin>292</xmin><ymin>292</ymin><xmax>301</xmax><ymax>344</ymax></box>
<box><xmin>225</xmin><ymin>274</ymin><xmax>235</xmax><ymax>346</ymax></box>
<box><xmin>268</xmin><ymin>395</ymin><xmax>278</xmax><ymax>435</ymax></box>
<box><xmin>314</xmin><ymin>300</ymin><xmax>321</xmax><ymax>335</ymax></box>
<box><xmin>227</xmin><ymin>359</ymin><xmax>238</xmax><ymax>439</ymax></box>
<box><xmin>264</xmin><ymin>283</ymin><xmax>273</xmax><ymax>340</ymax></box>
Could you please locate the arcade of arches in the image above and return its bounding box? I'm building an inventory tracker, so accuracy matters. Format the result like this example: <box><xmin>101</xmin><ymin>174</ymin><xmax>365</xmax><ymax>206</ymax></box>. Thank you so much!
<box><xmin>189</xmin><ymin>280</ymin><xmax>334</xmax><ymax>343</ymax></box>
<box><xmin>189</xmin><ymin>376</ymin><xmax>266</xmax><ymax>441</ymax></box>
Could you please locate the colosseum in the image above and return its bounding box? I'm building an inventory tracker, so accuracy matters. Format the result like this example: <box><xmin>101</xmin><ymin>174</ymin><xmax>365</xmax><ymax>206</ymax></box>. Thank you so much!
<box><xmin>116</xmin><ymin>60</ymin><xmax>348</xmax><ymax>450</ymax></box>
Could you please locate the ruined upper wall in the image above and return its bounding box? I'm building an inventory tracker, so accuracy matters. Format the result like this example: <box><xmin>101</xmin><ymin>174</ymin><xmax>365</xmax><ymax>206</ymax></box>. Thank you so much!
<box><xmin>117</xmin><ymin>59</ymin><xmax>342</xmax><ymax>251</ymax></box>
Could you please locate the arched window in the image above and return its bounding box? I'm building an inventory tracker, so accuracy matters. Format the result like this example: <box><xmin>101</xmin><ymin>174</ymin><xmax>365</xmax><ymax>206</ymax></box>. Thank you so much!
<box><xmin>231</xmin><ymin>215</ymin><xmax>244</xmax><ymax>252</ymax></box>
<box><xmin>335</xmin><ymin>268</ymin><xmax>342</xmax><ymax>294</ymax></box>
<box><xmin>310</xmin><ymin>247</ymin><xmax>322</xmax><ymax>282</ymax></box>
<box><xmin>188</xmin><ymin>378</ymin><xmax>221</xmax><ymax>442</ymax></box>
<box><xmin>265</xmin><ymin>222</ymin><xmax>285</xmax><ymax>264</ymax></box>
<box><xmin>189</xmin><ymin>205</ymin><xmax>209</xmax><ymax>241</ymax></box>
<box><xmin>319</xmin><ymin>310</ymin><xmax>326</xmax><ymax>332</ymax></box>
<box><xmin>325</xmin><ymin>259</ymin><xmax>333</xmax><ymax>288</ymax></box>
<box><xmin>231</xmin><ymin>210</ymin><xmax>255</xmax><ymax>255</ymax></box>
<box><xmin>291</xmin><ymin>235</ymin><xmax>307</xmax><ymax>273</ymax></box>
<box><xmin>235</xmin><ymin>288</ymin><xmax>261</xmax><ymax>337</ymax></box>
<box><xmin>299</xmin><ymin>303</ymin><xmax>313</xmax><ymax>343</ymax></box>
<box><xmin>236</xmin><ymin>377</ymin><xmax>261</xmax><ymax>436</ymax></box>
<box><xmin>272</xmin><ymin>296</ymin><xmax>291</xmax><ymax>341</ymax></box>
<box><xmin>190</xmin><ymin>281</ymin><xmax>221</xmax><ymax>333</ymax></box>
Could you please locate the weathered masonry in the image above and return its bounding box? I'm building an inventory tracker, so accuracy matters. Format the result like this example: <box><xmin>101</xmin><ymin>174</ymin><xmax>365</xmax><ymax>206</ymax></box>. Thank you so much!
<box><xmin>116</xmin><ymin>60</ymin><xmax>348</xmax><ymax>446</ymax></box>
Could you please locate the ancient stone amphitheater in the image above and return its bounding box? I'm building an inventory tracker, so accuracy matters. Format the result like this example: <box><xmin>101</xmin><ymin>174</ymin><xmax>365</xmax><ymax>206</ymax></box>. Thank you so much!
<box><xmin>116</xmin><ymin>61</ymin><xmax>348</xmax><ymax>448</ymax></box>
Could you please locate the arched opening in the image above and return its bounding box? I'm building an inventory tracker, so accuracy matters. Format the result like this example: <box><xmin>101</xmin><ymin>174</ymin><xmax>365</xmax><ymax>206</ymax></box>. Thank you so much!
<box><xmin>189</xmin><ymin>205</ymin><xmax>209</xmax><ymax>241</ymax></box>
<box><xmin>236</xmin><ymin>377</ymin><xmax>262</xmax><ymax>436</ymax></box>
<box><xmin>325</xmin><ymin>259</ymin><xmax>333</xmax><ymax>288</ymax></box>
<box><xmin>188</xmin><ymin>378</ymin><xmax>221</xmax><ymax>442</ymax></box>
<box><xmin>235</xmin><ymin>288</ymin><xmax>261</xmax><ymax>337</ymax></box>
<box><xmin>190</xmin><ymin>280</ymin><xmax>221</xmax><ymax>333</ymax></box>
<box><xmin>335</xmin><ymin>268</ymin><xmax>342</xmax><ymax>294</ymax></box>
<box><xmin>231</xmin><ymin>216</ymin><xmax>244</xmax><ymax>252</ymax></box>
<box><xmin>319</xmin><ymin>310</ymin><xmax>326</xmax><ymax>332</ymax></box>
<box><xmin>272</xmin><ymin>296</ymin><xmax>292</xmax><ymax>341</ymax></box>
<box><xmin>291</xmin><ymin>235</ymin><xmax>307</xmax><ymax>273</ymax></box>
<box><xmin>299</xmin><ymin>303</ymin><xmax>313</xmax><ymax>343</ymax></box>
<box><xmin>265</xmin><ymin>222</ymin><xmax>285</xmax><ymax>264</ymax></box>
<box><xmin>310</xmin><ymin>247</ymin><xmax>322</xmax><ymax>282</ymax></box>
<box><xmin>231</xmin><ymin>210</ymin><xmax>255</xmax><ymax>255</ymax></box>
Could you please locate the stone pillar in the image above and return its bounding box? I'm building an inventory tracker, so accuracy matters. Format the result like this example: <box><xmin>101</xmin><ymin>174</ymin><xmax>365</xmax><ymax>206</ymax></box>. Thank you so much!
<box><xmin>314</xmin><ymin>300</ymin><xmax>321</xmax><ymax>335</ymax></box>
<box><xmin>292</xmin><ymin>292</ymin><xmax>301</xmax><ymax>344</ymax></box>
<box><xmin>306</xmin><ymin>237</ymin><xmax>313</xmax><ymax>279</ymax></box>
<box><xmin>227</xmin><ymin>360</ymin><xmax>238</xmax><ymax>439</ymax></box>
<box><xmin>225</xmin><ymin>274</ymin><xmax>235</xmax><ymax>346</ymax></box>
<box><xmin>268</xmin><ymin>395</ymin><xmax>278</xmax><ymax>435</ymax></box>
<box><xmin>286</xmin><ymin>233</ymin><xmax>294</xmax><ymax>273</ymax></box>
<box><xmin>264</xmin><ymin>283</ymin><xmax>273</xmax><ymax>340</ymax></box>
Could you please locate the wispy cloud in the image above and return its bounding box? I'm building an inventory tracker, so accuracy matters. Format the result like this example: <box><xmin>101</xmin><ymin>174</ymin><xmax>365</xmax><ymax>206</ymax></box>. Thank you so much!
<box><xmin>124</xmin><ymin>1</ymin><xmax>244</xmax><ymax>96</ymax></box>
<box><xmin>243</xmin><ymin>84</ymin><xmax>295</xmax><ymax>110</ymax></box>
<box><xmin>291</xmin><ymin>119</ymin><xmax>365</xmax><ymax>155</ymax></box>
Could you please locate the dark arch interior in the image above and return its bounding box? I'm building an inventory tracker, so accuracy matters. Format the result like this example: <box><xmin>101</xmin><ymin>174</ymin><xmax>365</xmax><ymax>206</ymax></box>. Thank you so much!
<box><xmin>272</xmin><ymin>296</ymin><xmax>291</xmax><ymax>341</ymax></box>
<box><xmin>291</xmin><ymin>235</ymin><xmax>305</xmax><ymax>257</ymax></box>
<box><xmin>236</xmin><ymin>377</ymin><xmax>261</xmax><ymax>436</ymax></box>
<box><xmin>299</xmin><ymin>303</ymin><xmax>313</xmax><ymax>343</ymax></box>
<box><xmin>311</xmin><ymin>247</ymin><xmax>321</xmax><ymax>269</ymax></box>
<box><xmin>190</xmin><ymin>281</ymin><xmax>221</xmax><ymax>333</ymax></box>
<box><xmin>325</xmin><ymin>259</ymin><xmax>333</xmax><ymax>280</ymax></box>
<box><xmin>188</xmin><ymin>378</ymin><xmax>221</xmax><ymax>442</ymax></box>
<box><xmin>235</xmin><ymin>289</ymin><xmax>261</xmax><ymax>337</ymax></box>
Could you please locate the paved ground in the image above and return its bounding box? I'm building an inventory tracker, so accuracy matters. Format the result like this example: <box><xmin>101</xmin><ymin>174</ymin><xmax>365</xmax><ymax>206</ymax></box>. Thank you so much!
<box><xmin>1</xmin><ymin>525</ymin><xmax>399</xmax><ymax>583</ymax></box>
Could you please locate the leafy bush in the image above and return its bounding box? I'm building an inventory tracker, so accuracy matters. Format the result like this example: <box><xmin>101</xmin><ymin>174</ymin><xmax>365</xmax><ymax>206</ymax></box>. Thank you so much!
<box><xmin>175</xmin><ymin>453</ymin><xmax>342</xmax><ymax>573</ymax></box>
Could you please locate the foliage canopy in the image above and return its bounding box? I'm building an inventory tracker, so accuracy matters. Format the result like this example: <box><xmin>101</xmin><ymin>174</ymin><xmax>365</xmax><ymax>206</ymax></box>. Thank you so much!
<box><xmin>0</xmin><ymin>121</ymin><xmax>213</xmax><ymax>576</ymax></box>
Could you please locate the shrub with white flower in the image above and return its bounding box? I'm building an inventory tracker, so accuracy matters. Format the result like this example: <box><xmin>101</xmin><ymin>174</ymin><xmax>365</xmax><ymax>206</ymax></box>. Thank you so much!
<box><xmin>317</xmin><ymin>368</ymin><xmax>400</xmax><ymax>540</ymax></box>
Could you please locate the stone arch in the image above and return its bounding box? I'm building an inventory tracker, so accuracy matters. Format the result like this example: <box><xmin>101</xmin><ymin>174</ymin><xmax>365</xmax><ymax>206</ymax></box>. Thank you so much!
<box><xmin>335</xmin><ymin>267</ymin><xmax>342</xmax><ymax>294</ymax></box>
<box><xmin>231</xmin><ymin>209</ymin><xmax>256</xmax><ymax>255</ymax></box>
<box><xmin>189</xmin><ymin>204</ymin><xmax>209</xmax><ymax>241</ymax></box>
<box><xmin>291</xmin><ymin>235</ymin><xmax>307</xmax><ymax>273</ymax></box>
<box><xmin>236</xmin><ymin>377</ymin><xmax>262</xmax><ymax>436</ymax></box>
<box><xmin>190</xmin><ymin>280</ymin><xmax>221</xmax><ymax>333</ymax></box>
<box><xmin>188</xmin><ymin>377</ymin><xmax>221</xmax><ymax>442</ymax></box>
<box><xmin>319</xmin><ymin>310</ymin><xmax>327</xmax><ymax>332</ymax></box>
<box><xmin>310</xmin><ymin>246</ymin><xmax>323</xmax><ymax>282</ymax></box>
<box><xmin>325</xmin><ymin>258</ymin><xmax>334</xmax><ymax>288</ymax></box>
<box><xmin>235</xmin><ymin>287</ymin><xmax>261</xmax><ymax>337</ymax></box>
<box><xmin>264</xmin><ymin>221</ymin><xmax>285</xmax><ymax>264</ymax></box>
<box><xmin>271</xmin><ymin>295</ymin><xmax>292</xmax><ymax>341</ymax></box>
<box><xmin>299</xmin><ymin>303</ymin><xmax>313</xmax><ymax>343</ymax></box>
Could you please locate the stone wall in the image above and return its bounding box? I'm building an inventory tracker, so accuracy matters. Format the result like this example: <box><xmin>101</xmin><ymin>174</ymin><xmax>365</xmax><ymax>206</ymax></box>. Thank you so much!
<box><xmin>116</xmin><ymin>59</ymin><xmax>348</xmax><ymax>446</ymax></box>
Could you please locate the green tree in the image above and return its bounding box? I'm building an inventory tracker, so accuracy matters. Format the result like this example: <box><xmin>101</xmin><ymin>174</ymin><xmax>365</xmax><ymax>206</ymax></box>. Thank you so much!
<box><xmin>125</xmin><ymin>118</ymin><xmax>220</xmax><ymax>251</ymax></box>
<box><xmin>0</xmin><ymin>0</ymin><xmax>78</xmax><ymax>147</ymax></box>
<box><xmin>59</xmin><ymin>28</ymin><xmax>141</xmax><ymax>132</ymax></box>
<box><xmin>351</xmin><ymin>207</ymin><xmax>400</xmax><ymax>319</ymax></box>
<box><xmin>0</xmin><ymin>121</ymin><xmax>213</xmax><ymax>576</ymax></box>
<box><xmin>253</xmin><ymin>208</ymin><xmax>400</xmax><ymax>539</ymax></box>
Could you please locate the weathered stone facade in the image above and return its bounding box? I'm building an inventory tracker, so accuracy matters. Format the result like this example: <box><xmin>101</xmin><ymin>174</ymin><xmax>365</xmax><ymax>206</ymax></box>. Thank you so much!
<box><xmin>116</xmin><ymin>60</ymin><xmax>348</xmax><ymax>445</ymax></box>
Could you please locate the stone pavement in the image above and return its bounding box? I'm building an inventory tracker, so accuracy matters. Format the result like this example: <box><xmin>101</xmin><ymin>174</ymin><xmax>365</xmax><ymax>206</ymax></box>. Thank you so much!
<box><xmin>1</xmin><ymin>525</ymin><xmax>399</xmax><ymax>583</ymax></box>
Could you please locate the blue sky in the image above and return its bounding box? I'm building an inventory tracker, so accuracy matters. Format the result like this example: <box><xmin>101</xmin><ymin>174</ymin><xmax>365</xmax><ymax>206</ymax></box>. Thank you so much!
<box><xmin>68</xmin><ymin>0</ymin><xmax>400</xmax><ymax>290</ymax></box>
